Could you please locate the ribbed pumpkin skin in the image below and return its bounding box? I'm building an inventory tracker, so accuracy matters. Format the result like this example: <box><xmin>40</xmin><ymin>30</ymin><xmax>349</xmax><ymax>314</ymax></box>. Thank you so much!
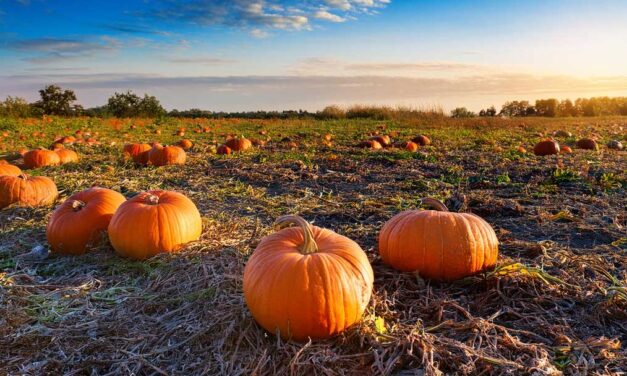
<box><xmin>378</xmin><ymin>208</ymin><xmax>499</xmax><ymax>281</ymax></box>
<box><xmin>108</xmin><ymin>190</ymin><xmax>202</xmax><ymax>260</ymax></box>
<box><xmin>148</xmin><ymin>146</ymin><xmax>186</xmax><ymax>166</ymax></box>
<box><xmin>23</xmin><ymin>149</ymin><xmax>61</xmax><ymax>169</ymax></box>
<box><xmin>46</xmin><ymin>187</ymin><xmax>126</xmax><ymax>255</ymax></box>
<box><xmin>533</xmin><ymin>140</ymin><xmax>560</xmax><ymax>156</ymax></box>
<box><xmin>0</xmin><ymin>163</ymin><xmax>22</xmax><ymax>176</ymax></box>
<box><xmin>244</xmin><ymin>220</ymin><xmax>374</xmax><ymax>341</ymax></box>
<box><xmin>56</xmin><ymin>149</ymin><xmax>79</xmax><ymax>164</ymax></box>
<box><xmin>123</xmin><ymin>143</ymin><xmax>152</xmax><ymax>165</ymax></box>
<box><xmin>225</xmin><ymin>137</ymin><xmax>252</xmax><ymax>152</ymax></box>
<box><xmin>0</xmin><ymin>175</ymin><xmax>58</xmax><ymax>209</ymax></box>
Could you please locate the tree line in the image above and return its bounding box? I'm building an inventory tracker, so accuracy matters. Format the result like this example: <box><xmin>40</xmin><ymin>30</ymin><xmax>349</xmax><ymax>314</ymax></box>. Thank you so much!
<box><xmin>1</xmin><ymin>85</ymin><xmax>626</xmax><ymax>119</ymax></box>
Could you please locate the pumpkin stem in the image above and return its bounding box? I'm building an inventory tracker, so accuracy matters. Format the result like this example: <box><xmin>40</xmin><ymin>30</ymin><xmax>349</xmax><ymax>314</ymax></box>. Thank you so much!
<box><xmin>145</xmin><ymin>194</ymin><xmax>160</xmax><ymax>205</ymax></box>
<box><xmin>71</xmin><ymin>200</ymin><xmax>86</xmax><ymax>211</ymax></box>
<box><xmin>421</xmin><ymin>198</ymin><xmax>449</xmax><ymax>212</ymax></box>
<box><xmin>274</xmin><ymin>215</ymin><xmax>319</xmax><ymax>255</ymax></box>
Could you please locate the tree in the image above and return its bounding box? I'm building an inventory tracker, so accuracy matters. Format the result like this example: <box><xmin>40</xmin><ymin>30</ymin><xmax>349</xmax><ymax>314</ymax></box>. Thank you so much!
<box><xmin>34</xmin><ymin>85</ymin><xmax>78</xmax><ymax>115</ymax></box>
<box><xmin>500</xmin><ymin>101</ymin><xmax>534</xmax><ymax>117</ymax></box>
<box><xmin>0</xmin><ymin>96</ymin><xmax>32</xmax><ymax>117</ymax></box>
<box><xmin>535</xmin><ymin>98</ymin><xmax>558</xmax><ymax>117</ymax></box>
<box><xmin>479</xmin><ymin>106</ymin><xmax>497</xmax><ymax>117</ymax></box>
<box><xmin>450</xmin><ymin>107</ymin><xmax>476</xmax><ymax>118</ymax></box>
<box><xmin>557</xmin><ymin>99</ymin><xmax>577</xmax><ymax>117</ymax></box>
<box><xmin>107</xmin><ymin>91</ymin><xmax>165</xmax><ymax>117</ymax></box>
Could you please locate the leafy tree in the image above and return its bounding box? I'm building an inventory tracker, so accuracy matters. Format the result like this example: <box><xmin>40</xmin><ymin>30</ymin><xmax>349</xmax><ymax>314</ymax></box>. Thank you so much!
<box><xmin>557</xmin><ymin>99</ymin><xmax>577</xmax><ymax>117</ymax></box>
<box><xmin>450</xmin><ymin>107</ymin><xmax>476</xmax><ymax>118</ymax></box>
<box><xmin>535</xmin><ymin>98</ymin><xmax>558</xmax><ymax>117</ymax></box>
<box><xmin>500</xmin><ymin>101</ymin><xmax>534</xmax><ymax>117</ymax></box>
<box><xmin>479</xmin><ymin>106</ymin><xmax>497</xmax><ymax>117</ymax></box>
<box><xmin>107</xmin><ymin>91</ymin><xmax>166</xmax><ymax>117</ymax></box>
<box><xmin>0</xmin><ymin>96</ymin><xmax>32</xmax><ymax>117</ymax></box>
<box><xmin>33</xmin><ymin>85</ymin><xmax>78</xmax><ymax>115</ymax></box>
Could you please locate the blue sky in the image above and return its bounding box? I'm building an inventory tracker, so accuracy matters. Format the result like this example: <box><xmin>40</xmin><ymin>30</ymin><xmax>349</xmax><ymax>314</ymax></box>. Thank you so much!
<box><xmin>1</xmin><ymin>0</ymin><xmax>626</xmax><ymax>111</ymax></box>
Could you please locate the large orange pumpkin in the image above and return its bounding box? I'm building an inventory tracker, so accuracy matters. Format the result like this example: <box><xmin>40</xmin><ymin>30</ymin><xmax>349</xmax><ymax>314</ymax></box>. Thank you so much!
<box><xmin>0</xmin><ymin>162</ymin><xmax>22</xmax><ymax>176</ymax></box>
<box><xmin>378</xmin><ymin>198</ymin><xmax>499</xmax><ymax>281</ymax></box>
<box><xmin>225</xmin><ymin>136</ymin><xmax>252</xmax><ymax>152</ymax></box>
<box><xmin>243</xmin><ymin>215</ymin><xmax>374</xmax><ymax>341</ymax></box>
<box><xmin>23</xmin><ymin>149</ymin><xmax>61</xmax><ymax>169</ymax></box>
<box><xmin>55</xmin><ymin>148</ymin><xmax>79</xmax><ymax>164</ymax></box>
<box><xmin>0</xmin><ymin>174</ymin><xmax>58</xmax><ymax>209</ymax></box>
<box><xmin>46</xmin><ymin>187</ymin><xmax>126</xmax><ymax>255</ymax></box>
<box><xmin>533</xmin><ymin>139</ymin><xmax>560</xmax><ymax>156</ymax></box>
<box><xmin>123</xmin><ymin>143</ymin><xmax>152</xmax><ymax>165</ymax></box>
<box><xmin>108</xmin><ymin>190</ymin><xmax>202</xmax><ymax>260</ymax></box>
<box><xmin>148</xmin><ymin>145</ymin><xmax>186</xmax><ymax>166</ymax></box>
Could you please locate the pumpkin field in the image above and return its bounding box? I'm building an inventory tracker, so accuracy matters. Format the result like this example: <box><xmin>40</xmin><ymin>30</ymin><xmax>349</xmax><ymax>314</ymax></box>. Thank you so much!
<box><xmin>0</xmin><ymin>115</ymin><xmax>625</xmax><ymax>375</ymax></box>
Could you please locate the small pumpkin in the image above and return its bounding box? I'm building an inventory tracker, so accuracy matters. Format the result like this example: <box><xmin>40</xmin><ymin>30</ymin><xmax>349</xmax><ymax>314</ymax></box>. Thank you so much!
<box><xmin>517</xmin><ymin>145</ymin><xmax>527</xmax><ymax>154</ymax></box>
<box><xmin>412</xmin><ymin>135</ymin><xmax>431</xmax><ymax>146</ymax></box>
<box><xmin>404</xmin><ymin>141</ymin><xmax>419</xmax><ymax>152</ymax></box>
<box><xmin>46</xmin><ymin>187</ymin><xmax>126</xmax><ymax>255</ymax></box>
<box><xmin>378</xmin><ymin>198</ymin><xmax>499</xmax><ymax>281</ymax></box>
<box><xmin>561</xmin><ymin>146</ymin><xmax>573</xmax><ymax>154</ymax></box>
<box><xmin>56</xmin><ymin>149</ymin><xmax>79</xmax><ymax>164</ymax></box>
<box><xmin>370</xmin><ymin>135</ymin><xmax>391</xmax><ymax>147</ymax></box>
<box><xmin>23</xmin><ymin>149</ymin><xmax>61</xmax><ymax>169</ymax></box>
<box><xmin>217</xmin><ymin>145</ymin><xmax>232</xmax><ymax>155</ymax></box>
<box><xmin>0</xmin><ymin>174</ymin><xmax>58</xmax><ymax>209</ymax></box>
<box><xmin>177</xmin><ymin>139</ymin><xmax>193</xmax><ymax>150</ymax></box>
<box><xmin>576</xmin><ymin>138</ymin><xmax>598</xmax><ymax>150</ymax></box>
<box><xmin>108</xmin><ymin>190</ymin><xmax>202</xmax><ymax>260</ymax></box>
<box><xmin>148</xmin><ymin>145</ymin><xmax>186</xmax><ymax>166</ymax></box>
<box><xmin>225</xmin><ymin>136</ymin><xmax>252</xmax><ymax>152</ymax></box>
<box><xmin>0</xmin><ymin>161</ymin><xmax>22</xmax><ymax>177</ymax></box>
<box><xmin>533</xmin><ymin>139</ymin><xmax>560</xmax><ymax>156</ymax></box>
<box><xmin>243</xmin><ymin>215</ymin><xmax>374</xmax><ymax>341</ymax></box>
<box><xmin>553</xmin><ymin>130</ymin><xmax>572</xmax><ymax>138</ymax></box>
<box><xmin>607</xmin><ymin>140</ymin><xmax>623</xmax><ymax>150</ymax></box>
<box><xmin>357</xmin><ymin>140</ymin><xmax>383</xmax><ymax>149</ymax></box>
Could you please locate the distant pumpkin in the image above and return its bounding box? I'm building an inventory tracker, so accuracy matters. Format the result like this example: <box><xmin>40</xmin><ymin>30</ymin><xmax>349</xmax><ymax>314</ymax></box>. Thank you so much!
<box><xmin>23</xmin><ymin>149</ymin><xmax>61</xmax><ymax>169</ymax></box>
<box><xmin>561</xmin><ymin>146</ymin><xmax>573</xmax><ymax>154</ymax></box>
<box><xmin>576</xmin><ymin>138</ymin><xmax>598</xmax><ymax>150</ymax></box>
<box><xmin>217</xmin><ymin>145</ymin><xmax>232</xmax><ymax>155</ymax></box>
<box><xmin>177</xmin><ymin>139</ymin><xmax>193</xmax><ymax>150</ymax></box>
<box><xmin>225</xmin><ymin>136</ymin><xmax>252</xmax><ymax>152</ymax></box>
<box><xmin>607</xmin><ymin>140</ymin><xmax>623</xmax><ymax>150</ymax></box>
<box><xmin>0</xmin><ymin>174</ymin><xmax>58</xmax><ymax>209</ymax></box>
<box><xmin>357</xmin><ymin>140</ymin><xmax>383</xmax><ymax>149</ymax></box>
<box><xmin>123</xmin><ymin>143</ymin><xmax>152</xmax><ymax>165</ymax></box>
<box><xmin>46</xmin><ymin>187</ymin><xmax>126</xmax><ymax>255</ymax></box>
<box><xmin>370</xmin><ymin>135</ymin><xmax>391</xmax><ymax>147</ymax></box>
<box><xmin>148</xmin><ymin>145</ymin><xmax>186</xmax><ymax>166</ymax></box>
<box><xmin>108</xmin><ymin>190</ymin><xmax>202</xmax><ymax>260</ymax></box>
<box><xmin>404</xmin><ymin>141</ymin><xmax>419</xmax><ymax>152</ymax></box>
<box><xmin>533</xmin><ymin>139</ymin><xmax>560</xmax><ymax>156</ymax></box>
<box><xmin>553</xmin><ymin>130</ymin><xmax>572</xmax><ymax>138</ymax></box>
<box><xmin>412</xmin><ymin>135</ymin><xmax>431</xmax><ymax>146</ymax></box>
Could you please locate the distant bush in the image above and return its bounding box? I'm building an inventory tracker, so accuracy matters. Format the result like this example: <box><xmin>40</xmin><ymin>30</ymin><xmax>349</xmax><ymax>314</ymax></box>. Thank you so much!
<box><xmin>0</xmin><ymin>96</ymin><xmax>33</xmax><ymax>118</ymax></box>
<box><xmin>450</xmin><ymin>107</ymin><xmax>476</xmax><ymax>118</ymax></box>
<box><xmin>317</xmin><ymin>105</ymin><xmax>346</xmax><ymax>120</ymax></box>
<box><xmin>107</xmin><ymin>91</ymin><xmax>166</xmax><ymax>118</ymax></box>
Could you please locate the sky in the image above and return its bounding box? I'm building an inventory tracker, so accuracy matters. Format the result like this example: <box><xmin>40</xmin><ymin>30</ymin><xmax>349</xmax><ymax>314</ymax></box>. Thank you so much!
<box><xmin>0</xmin><ymin>0</ymin><xmax>626</xmax><ymax>112</ymax></box>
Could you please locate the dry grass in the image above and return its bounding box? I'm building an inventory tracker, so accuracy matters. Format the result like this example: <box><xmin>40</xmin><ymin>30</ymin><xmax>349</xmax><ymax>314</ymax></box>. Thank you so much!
<box><xmin>0</xmin><ymin>116</ymin><xmax>625</xmax><ymax>375</ymax></box>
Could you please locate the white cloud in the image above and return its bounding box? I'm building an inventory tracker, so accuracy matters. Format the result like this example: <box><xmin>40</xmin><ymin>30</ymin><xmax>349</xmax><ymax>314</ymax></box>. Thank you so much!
<box><xmin>314</xmin><ymin>10</ymin><xmax>346</xmax><ymax>22</ymax></box>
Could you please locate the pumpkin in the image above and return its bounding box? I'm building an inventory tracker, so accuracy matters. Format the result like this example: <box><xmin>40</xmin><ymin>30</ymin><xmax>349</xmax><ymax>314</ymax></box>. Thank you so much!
<box><xmin>517</xmin><ymin>145</ymin><xmax>527</xmax><ymax>154</ymax></box>
<box><xmin>370</xmin><ymin>135</ymin><xmax>391</xmax><ymax>147</ymax></box>
<box><xmin>607</xmin><ymin>140</ymin><xmax>623</xmax><ymax>150</ymax></box>
<box><xmin>357</xmin><ymin>140</ymin><xmax>383</xmax><ymax>149</ymax></box>
<box><xmin>217</xmin><ymin>145</ymin><xmax>232</xmax><ymax>155</ymax></box>
<box><xmin>46</xmin><ymin>187</ymin><xmax>126</xmax><ymax>255</ymax></box>
<box><xmin>55</xmin><ymin>149</ymin><xmax>79</xmax><ymax>164</ymax></box>
<box><xmin>0</xmin><ymin>162</ymin><xmax>21</xmax><ymax>177</ymax></box>
<box><xmin>243</xmin><ymin>215</ymin><xmax>374</xmax><ymax>341</ymax></box>
<box><xmin>123</xmin><ymin>143</ymin><xmax>152</xmax><ymax>165</ymax></box>
<box><xmin>177</xmin><ymin>139</ymin><xmax>193</xmax><ymax>150</ymax></box>
<box><xmin>561</xmin><ymin>146</ymin><xmax>573</xmax><ymax>154</ymax></box>
<box><xmin>533</xmin><ymin>139</ymin><xmax>560</xmax><ymax>156</ymax></box>
<box><xmin>553</xmin><ymin>130</ymin><xmax>572</xmax><ymax>138</ymax></box>
<box><xmin>0</xmin><ymin>174</ymin><xmax>58</xmax><ymax>209</ymax></box>
<box><xmin>412</xmin><ymin>135</ymin><xmax>431</xmax><ymax>146</ymax></box>
<box><xmin>108</xmin><ymin>190</ymin><xmax>202</xmax><ymax>260</ymax></box>
<box><xmin>23</xmin><ymin>149</ymin><xmax>61</xmax><ymax>169</ymax></box>
<box><xmin>576</xmin><ymin>138</ymin><xmax>598</xmax><ymax>150</ymax></box>
<box><xmin>378</xmin><ymin>198</ymin><xmax>499</xmax><ymax>281</ymax></box>
<box><xmin>148</xmin><ymin>145</ymin><xmax>186</xmax><ymax>166</ymax></box>
<box><xmin>225</xmin><ymin>136</ymin><xmax>252</xmax><ymax>152</ymax></box>
<box><xmin>404</xmin><ymin>141</ymin><xmax>419</xmax><ymax>152</ymax></box>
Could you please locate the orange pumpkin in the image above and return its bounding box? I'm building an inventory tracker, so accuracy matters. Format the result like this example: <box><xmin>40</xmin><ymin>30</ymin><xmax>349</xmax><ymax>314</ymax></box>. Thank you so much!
<box><xmin>0</xmin><ymin>174</ymin><xmax>58</xmax><ymax>209</ymax></box>
<box><xmin>576</xmin><ymin>138</ymin><xmax>598</xmax><ymax>150</ymax></box>
<box><xmin>123</xmin><ymin>143</ymin><xmax>152</xmax><ymax>165</ymax></box>
<box><xmin>0</xmin><ymin>162</ymin><xmax>22</xmax><ymax>177</ymax></box>
<box><xmin>148</xmin><ymin>145</ymin><xmax>186</xmax><ymax>166</ymax></box>
<box><xmin>56</xmin><ymin>149</ymin><xmax>79</xmax><ymax>164</ymax></box>
<box><xmin>412</xmin><ymin>135</ymin><xmax>431</xmax><ymax>146</ymax></box>
<box><xmin>561</xmin><ymin>146</ymin><xmax>573</xmax><ymax>154</ymax></box>
<box><xmin>108</xmin><ymin>190</ymin><xmax>202</xmax><ymax>260</ymax></box>
<box><xmin>225</xmin><ymin>136</ymin><xmax>252</xmax><ymax>152</ymax></box>
<box><xmin>23</xmin><ymin>149</ymin><xmax>61</xmax><ymax>169</ymax></box>
<box><xmin>177</xmin><ymin>139</ymin><xmax>193</xmax><ymax>150</ymax></box>
<box><xmin>357</xmin><ymin>140</ymin><xmax>383</xmax><ymax>149</ymax></box>
<box><xmin>46</xmin><ymin>187</ymin><xmax>126</xmax><ymax>255</ymax></box>
<box><xmin>517</xmin><ymin>145</ymin><xmax>527</xmax><ymax>154</ymax></box>
<box><xmin>378</xmin><ymin>198</ymin><xmax>499</xmax><ymax>281</ymax></box>
<box><xmin>404</xmin><ymin>141</ymin><xmax>419</xmax><ymax>152</ymax></box>
<box><xmin>243</xmin><ymin>215</ymin><xmax>374</xmax><ymax>341</ymax></box>
<box><xmin>370</xmin><ymin>135</ymin><xmax>391</xmax><ymax>147</ymax></box>
<box><xmin>533</xmin><ymin>139</ymin><xmax>560</xmax><ymax>156</ymax></box>
<box><xmin>217</xmin><ymin>145</ymin><xmax>232</xmax><ymax>155</ymax></box>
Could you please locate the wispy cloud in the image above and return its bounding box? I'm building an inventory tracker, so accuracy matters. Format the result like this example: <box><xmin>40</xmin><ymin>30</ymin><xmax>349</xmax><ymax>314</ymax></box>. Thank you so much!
<box><xmin>168</xmin><ymin>57</ymin><xmax>236</xmax><ymax>65</ymax></box>
<box><xmin>5</xmin><ymin>37</ymin><xmax>121</xmax><ymax>64</ymax></box>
